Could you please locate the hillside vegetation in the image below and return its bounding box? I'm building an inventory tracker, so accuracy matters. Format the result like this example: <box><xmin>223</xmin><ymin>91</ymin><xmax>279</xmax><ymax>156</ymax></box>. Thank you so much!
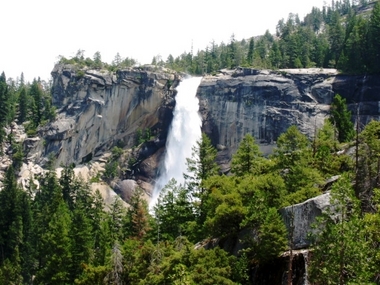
<box><xmin>1</xmin><ymin>1</ymin><xmax>380</xmax><ymax>284</ymax></box>
<box><xmin>2</xmin><ymin>109</ymin><xmax>380</xmax><ymax>283</ymax></box>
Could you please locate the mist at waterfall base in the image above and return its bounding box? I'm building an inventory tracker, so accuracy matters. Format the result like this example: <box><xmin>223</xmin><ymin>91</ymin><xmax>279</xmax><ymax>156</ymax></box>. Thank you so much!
<box><xmin>149</xmin><ymin>77</ymin><xmax>202</xmax><ymax>209</ymax></box>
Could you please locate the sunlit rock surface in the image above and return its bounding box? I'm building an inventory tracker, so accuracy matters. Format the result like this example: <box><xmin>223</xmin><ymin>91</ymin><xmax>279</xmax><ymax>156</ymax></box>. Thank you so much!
<box><xmin>38</xmin><ymin>64</ymin><xmax>179</xmax><ymax>168</ymax></box>
<box><xmin>280</xmin><ymin>192</ymin><xmax>331</xmax><ymax>249</ymax></box>
<box><xmin>197</xmin><ymin>68</ymin><xmax>380</xmax><ymax>172</ymax></box>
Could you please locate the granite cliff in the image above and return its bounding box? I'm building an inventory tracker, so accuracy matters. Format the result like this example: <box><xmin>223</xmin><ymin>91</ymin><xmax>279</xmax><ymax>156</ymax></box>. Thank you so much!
<box><xmin>22</xmin><ymin>64</ymin><xmax>180</xmax><ymax>199</ymax></box>
<box><xmin>23</xmin><ymin>66</ymin><xmax>380</xmax><ymax>198</ymax></box>
<box><xmin>46</xmin><ymin>64</ymin><xmax>179</xmax><ymax>166</ymax></box>
<box><xmin>198</xmin><ymin>68</ymin><xmax>380</xmax><ymax>172</ymax></box>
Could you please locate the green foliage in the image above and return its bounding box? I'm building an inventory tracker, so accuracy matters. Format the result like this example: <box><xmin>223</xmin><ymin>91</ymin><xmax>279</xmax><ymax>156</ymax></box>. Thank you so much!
<box><xmin>185</xmin><ymin>133</ymin><xmax>219</xmax><ymax>196</ymax></box>
<box><xmin>135</xmin><ymin>128</ymin><xmax>152</xmax><ymax>145</ymax></box>
<box><xmin>59</xmin><ymin>50</ymin><xmax>137</xmax><ymax>72</ymax></box>
<box><xmin>357</xmin><ymin>120</ymin><xmax>380</xmax><ymax>209</ymax></box>
<box><xmin>4</xmin><ymin>117</ymin><xmax>380</xmax><ymax>283</ymax></box>
<box><xmin>272</xmin><ymin>125</ymin><xmax>324</xmax><ymax>204</ymax></box>
<box><xmin>0</xmin><ymin>165</ymin><xmax>32</xmax><ymax>283</ymax></box>
<box><xmin>363</xmin><ymin>188</ymin><xmax>380</xmax><ymax>280</ymax></box>
<box><xmin>204</xmin><ymin>176</ymin><xmax>247</xmax><ymax>237</ymax></box>
<box><xmin>152</xmin><ymin>1</ymin><xmax>380</xmax><ymax>74</ymax></box>
<box><xmin>0</xmin><ymin>72</ymin><xmax>9</xmax><ymax>145</ymax></box>
<box><xmin>0</xmin><ymin>258</ymin><xmax>23</xmax><ymax>285</ymax></box>
<box><xmin>153</xmin><ymin>179</ymin><xmax>196</xmax><ymax>242</ymax></box>
<box><xmin>104</xmin><ymin>161</ymin><xmax>119</xmax><ymax>180</ymax></box>
<box><xmin>329</xmin><ymin>94</ymin><xmax>354</xmax><ymax>143</ymax></box>
<box><xmin>126</xmin><ymin>187</ymin><xmax>152</xmax><ymax>241</ymax></box>
<box><xmin>243</xmin><ymin>207</ymin><xmax>288</xmax><ymax>264</ymax></box>
<box><xmin>231</xmin><ymin>133</ymin><xmax>270</xmax><ymax>176</ymax></box>
<box><xmin>76</xmin><ymin>70</ymin><xmax>85</xmax><ymax>78</ymax></box>
<box><xmin>18</xmin><ymin>87</ymin><xmax>29</xmax><ymax>124</ymax></box>
<box><xmin>111</xmin><ymin>146</ymin><xmax>123</xmax><ymax>159</ymax></box>
<box><xmin>274</xmin><ymin>125</ymin><xmax>311</xmax><ymax>168</ymax></box>
<box><xmin>309</xmin><ymin>174</ymin><xmax>375</xmax><ymax>284</ymax></box>
<box><xmin>101</xmin><ymin>147</ymin><xmax>123</xmax><ymax>180</ymax></box>
<box><xmin>185</xmin><ymin>133</ymin><xmax>219</xmax><ymax>230</ymax></box>
<box><xmin>369</xmin><ymin>0</ymin><xmax>380</xmax><ymax>73</ymax></box>
<box><xmin>313</xmin><ymin>120</ymin><xmax>341</xmax><ymax>176</ymax></box>
<box><xmin>34</xmin><ymin>200</ymin><xmax>72</xmax><ymax>284</ymax></box>
<box><xmin>138</xmin><ymin>238</ymin><xmax>238</xmax><ymax>285</ymax></box>
<box><xmin>10</xmin><ymin>141</ymin><xmax>24</xmax><ymax>171</ymax></box>
<box><xmin>74</xmin><ymin>264</ymin><xmax>107</xmax><ymax>285</ymax></box>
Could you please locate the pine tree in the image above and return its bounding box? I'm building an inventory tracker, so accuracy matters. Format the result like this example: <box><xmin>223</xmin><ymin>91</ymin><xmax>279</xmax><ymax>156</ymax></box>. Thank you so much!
<box><xmin>246</xmin><ymin>38</ymin><xmax>255</xmax><ymax>66</ymax></box>
<box><xmin>313</xmin><ymin>120</ymin><xmax>349</xmax><ymax>178</ymax></box>
<box><xmin>274</xmin><ymin>126</ymin><xmax>322</xmax><ymax>204</ymax></box>
<box><xmin>29</xmin><ymin>79</ymin><xmax>43</xmax><ymax>127</ymax></box>
<box><xmin>34</xmin><ymin>200</ymin><xmax>72</xmax><ymax>284</ymax></box>
<box><xmin>31</xmin><ymin>169</ymin><xmax>65</xmax><ymax>279</ymax></box>
<box><xmin>154</xmin><ymin>179</ymin><xmax>195</xmax><ymax>241</ymax></box>
<box><xmin>127</xmin><ymin>187</ymin><xmax>151</xmax><ymax>241</ymax></box>
<box><xmin>203</xmin><ymin>175</ymin><xmax>247</xmax><ymax>238</ymax></box>
<box><xmin>0</xmin><ymin>72</ymin><xmax>9</xmax><ymax>145</ymax></box>
<box><xmin>231</xmin><ymin>133</ymin><xmax>269</xmax><ymax>176</ymax></box>
<box><xmin>185</xmin><ymin>133</ymin><xmax>219</xmax><ymax>229</ymax></box>
<box><xmin>106</xmin><ymin>197</ymin><xmax>126</xmax><ymax>243</ymax></box>
<box><xmin>356</xmin><ymin>120</ymin><xmax>380</xmax><ymax>210</ymax></box>
<box><xmin>243</xmin><ymin>207</ymin><xmax>288</xmax><ymax>264</ymax></box>
<box><xmin>369</xmin><ymin>0</ymin><xmax>380</xmax><ymax>73</ymax></box>
<box><xmin>327</xmin><ymin>11</ymin><xmax>345</xmax><ymax>67</ymax></box>
<box><xmin>17</xmin><ymin>87</ymin><xmax>29</xmax><ymax>124</ymax></box>
<box><xmin>69</xmin><ymin>199</ymin><xmax>94</xmax><ymax>282</ymax></box>
<box><xmin>59</xmin><ymin>163</ymin><xmax>76</xmax><ymax>210</ymax></box>
<box><xmin>329</xmin><ymin>94</ymin><xmax>354</xmax><ymax>143</ymax></box>
<box><xmin>0</xmin><ymin>72</ymin><xmax>9</xmax><ymax>125</ymax></box>
<box><xmin>104</xmin><ymin>241</ymin><xmax>124</xmax><ymax>285</ymax></box>
<box><xmin>185</xmin><ymin>133</ymin><xmax>219</xmax><ymax>198</ymax></box>
<box><xmin>309</xmin><ymin>174</ymin><xmax>374</xmax><ymax>284</ymax></box>
<box><xmin>0</xmin><ymin>166</ymin><xmax>28</xmax><ymax>283</ymax></box>
<box><xmin>274</xmin><ymin>125</ymin><xmax>311</xmax><ymax>169</ymax></box>
<box><xmin>93</xmin><ymin>51</ymin><xmax>102</xmax><ymax>69</ymax></box>
<box><xmin>89</xmin><ymin>190</ymin><xmax>108</xmax><ymax>266</ymax></box>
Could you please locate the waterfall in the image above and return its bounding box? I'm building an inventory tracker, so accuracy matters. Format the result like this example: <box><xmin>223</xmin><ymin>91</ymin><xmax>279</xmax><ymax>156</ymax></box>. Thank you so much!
<box><xmin>150</xmin><ymin>77</ymin><xmax>202</xmax><ymax>209</ymax></box>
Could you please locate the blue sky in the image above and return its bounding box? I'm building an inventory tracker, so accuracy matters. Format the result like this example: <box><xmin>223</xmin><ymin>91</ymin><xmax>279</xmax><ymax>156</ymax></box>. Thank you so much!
<box><xmin>1</xmin><ymin>0</ymin><xmax>327</xmax><ymax>82</ymax></box>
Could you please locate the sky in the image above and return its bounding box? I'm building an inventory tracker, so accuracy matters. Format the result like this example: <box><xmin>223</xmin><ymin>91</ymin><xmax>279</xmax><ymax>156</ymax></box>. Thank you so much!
<box><xmin>1</xmin><ymin>0</ymin><xmax>328</xmax><ymax>82</ymax></box>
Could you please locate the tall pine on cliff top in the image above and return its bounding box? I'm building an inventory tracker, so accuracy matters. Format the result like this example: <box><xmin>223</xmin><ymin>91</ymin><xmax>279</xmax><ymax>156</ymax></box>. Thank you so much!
<box><xmin>0</xmin><ymin>72</ymin><xmax>9</xmax><ymax>145</ymax></box>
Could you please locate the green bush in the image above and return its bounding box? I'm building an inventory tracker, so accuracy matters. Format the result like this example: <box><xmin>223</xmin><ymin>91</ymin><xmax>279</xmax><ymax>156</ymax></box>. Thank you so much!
<box><xmin>104</xmin><ymin>161</ymin><xmax>118</xmax><ymax>180</ymax></box>
<box><xmin>76</xmin><ymin>70</ymin><xmax>85</xmax><ymax>78</ymax></box>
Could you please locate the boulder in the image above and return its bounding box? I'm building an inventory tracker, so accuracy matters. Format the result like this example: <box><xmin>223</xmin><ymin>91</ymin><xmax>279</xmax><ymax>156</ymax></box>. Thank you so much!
<box><xmin>280</xmin><ymin>192</ymin><xmax>331</xmax><ymax>249</ymax></box>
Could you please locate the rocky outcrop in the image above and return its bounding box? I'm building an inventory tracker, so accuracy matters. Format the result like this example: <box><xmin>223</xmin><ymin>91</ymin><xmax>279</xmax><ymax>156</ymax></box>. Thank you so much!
<box><xmin>280</xmin><ymin>192</ymin><xmax>332</xmax><ymax>250</ymax></box>
<box><xmin>45</xmin><ymin>64</ymin><xmax>179</xmax><ymax>167</ymax></box>
<box><xmin>31</xmin><ymin>65</ymin><xmax>180</xmax><ymax>182</ymax></box>
<box><xmin>197</xmin><ymin>68</ymin><xmax>380</xmax><ymax>172</ymax></box>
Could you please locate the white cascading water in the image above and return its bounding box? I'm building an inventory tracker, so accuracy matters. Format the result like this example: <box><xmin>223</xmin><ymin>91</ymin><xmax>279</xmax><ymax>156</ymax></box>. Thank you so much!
<box><xmin>149</xmin><ymin>77</ymin><xmax>202</xmax><ymax>209</ymax></box>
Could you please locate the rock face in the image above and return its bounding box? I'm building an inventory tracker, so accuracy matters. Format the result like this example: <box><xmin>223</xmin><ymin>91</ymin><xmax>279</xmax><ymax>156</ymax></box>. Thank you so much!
<box><xmin>34</xmin><ymin>64</ymin><xmax>180</xmax><ymax>172</ymax></box>
<box><xmin>197</xmin><ymin>68</ymin><xmax>380</xmax><ymax>172</ymax></box>
<box><xmin>280</xmin><ymin>192</ymin><xmax>331</xmax><ymax>250</ymax></box>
